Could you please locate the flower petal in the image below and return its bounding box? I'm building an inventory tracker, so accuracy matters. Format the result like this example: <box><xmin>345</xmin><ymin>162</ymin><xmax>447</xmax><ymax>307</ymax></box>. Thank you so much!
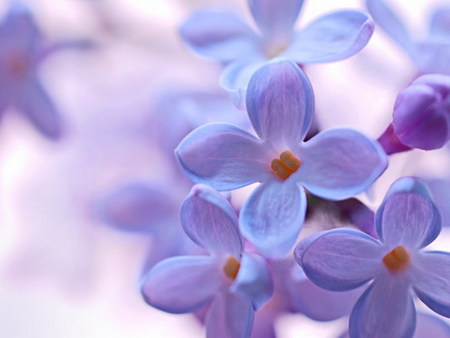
<box><xmin>206</xmin><ymin>291</ymin><xmax>254</xmax><ymax>338</ymax></box>
<box><xmin>220</xmin><ymin>58</ymin><xmax>267</xmax><ymax>109</ymax></box>
<box><xmin>415</xmin><ymin>312</ymin><xmax>450</xmax><ymax>338</ymax></box>
<box><xmin>181</xmin><ymin>184</ymin><xmax>243</xmax><ymax>257</ymax></box>
<box><xmin>240</xmin><ymin>179</ymin><xmax>306</xmax><ymax>258</ymax></box>
<box><xmin>246</xmin><ymin>59</ymin><xmax>314</xmax><ymax>145</ymax></box>
<box><xmin>231</xmin><ymin>253</ymin><xmax>273</xmax><ymax>310</ymax></box>
<box><xmin>141</xmin><ymin>255</ymin><xmax>222</xmax><ymax>314</ymax></box>
<box><xmin>286</xmin><ymin>265</ymin><xmax>363</xmax><ymax>321</ymax></box>
<box><xmin>176</xmin><ymin>123</ymin><xmax>271</xmax><ymax>190</ymax></box>
<box><xmin>285</xmin><ymin>10</ymin><xmax>374</xmax><ymax>63</ymax></box>
<box><xmin>415</xmin><ymin>41</ymin><xmax>450</xmax><ymax>75</ymax></box>
<box><xmin>298</xmin><ymin>128</ymin><xmax>387</xmax><ymax>200</ymax></box>
<box><xmin>426</xmin><ymin>178</ymin><xmax>450</xmax><ymax>228</ymax></box>
<box><xmin>349</xmin><ymin>276</ymin><xmax>416</xmax><ymax>338</ymax></box>
<box><xmin>375</xmin><ymin>177</ymin><xmax>441</xmax><ymax>249</ymax></box>
<box><xmin>365</xmin><ymin>0</ymin><xmax>415</xmax><ymax>54</ymax></box>
<box><xmin>179</xmin><ymin>9</ymin><xmax>258</xmax><ymax>62</ymax></box>
<box><xmin>248</xmin><ymin>0</ymin><xmax>303</xmax><ymax>43</ymax></box>
<box><xmin>393</xmin><ymin>81</ymin><xmax>449</xmax><ymax>150</ymax></box>
<box><xmin>15</xmin><ymin>78</ymin><xmax>63</xmax><ymax>139</ymax></box>
<box><xmin>412</xmin><ymin>251</ymin><xmax>450</xmax><ymax>317</ymax></box>
<box><xmin>429</xmin><ymin>6</ymin><xmax>450</xmax><ymax>39</ymax></box>
<box><xmin>96</xmin><ymin>182</ymin><xmax>176</xmax><ymax>233</ymax></box>
<box><xmin>295</xmin><ymin>229</ymin><xmax>382</xmax><ymax>291</ymax></box>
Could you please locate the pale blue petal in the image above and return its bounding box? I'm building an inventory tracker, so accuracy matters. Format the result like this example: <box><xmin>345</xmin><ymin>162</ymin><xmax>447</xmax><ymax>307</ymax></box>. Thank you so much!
<box><xmin>206</xmin><ymin>291</ymin><xmax>254</xmax><ymax>338</ymax></box>
<box><xmin>426</xmin><ymin>178</ymin><xmax>450</xmax><ymax>228</ymax></box>
<box><xmin>240</xmin><ymin>179</ymin><xmax>306</xmax><ymax>258</ymax></box>
<box><xmin>429</xmin><ymin>6</ymin><xmax>450</xmax><ymax>39</ymax></box>
<box><xmin>375</xmin><ymin>177</ymin><xmax>441</xmax><ymax>248</ymax></box>
<box><xmin>365</xmin><ymin>0</ymin><xmax>415</xmax><ymax>54</ymax></box>
<box><xmin>246</xmin><ymin>59</ymin><xmax>314</xmax><ymax>145</ymax></box>
<box><xmin>141</xmin><ymin>256</ymin><xmax>223</xmax><ymax>314</ymax></box>
<box><xmin>15</xmin><ymin>78</ymin><xmax>63</xmax><ymax>139</ymax></box>
<box><xmin>285</xmin><ymin>10</ymin><xmax>374</xmax><ymax>63</ymax></box>
<box><xmin>415</xmin><ymin>312</ymin><xmax>450</xmax><ymax>338</ymax></box>
<box><xmin>415</xmin><ymin>41</ymin><xmax>450</xmax><ymax>75</ymax></box>
<box><xmin>231</xmin><ymin>253</ymin><xmax>273</xmax><ymax>310</ymax></box>
<box><xmin>298</xmin><ymin>128</ymin><xmax>387</xmax><ymax>200</ymax></box>
<box><xmin>179</xmin><ymin>9</ymin><xmax>258</xmax><ymax>62</ymax></box>
<box><xmin>248</xmin><ymin>0</ymin><xmax>303</xmax><ymax>43</ymax></box>
<box><xmin>349</xmin><ymin>275</ymin><xmax>416</xmax><ymax>338</ymax></box>
<box><xmin>220</xmin><ymin>58</ymin><xmax>266</xmax><ymax>109</ymax></box>
<box><xmin>412</xmin><ymin>251</ymin><xmax>450</xmax><ymax>317</ymax></box>
<box><xmin>96</xmin><ymin>182</ymin><xmax>176</xmax><ymax>233</ymax></box>
<box><xmin>181</xmin><ymin>184</ymin><xmax>243</xmax><ymax>257</ymax></box>
<box><xmin>295</xmin><ymin>229</ymin><xmax>382</xmax><ymax>291</ymax></box>
<box><xmin>176</xmin><ymin>123</ymin><xmax>271</xmax><ymax>190</ymax></box>
<box><xmin>286</xmin><ymin>265</ymin><xmax>363</xmax><ymax>321</ymax></box>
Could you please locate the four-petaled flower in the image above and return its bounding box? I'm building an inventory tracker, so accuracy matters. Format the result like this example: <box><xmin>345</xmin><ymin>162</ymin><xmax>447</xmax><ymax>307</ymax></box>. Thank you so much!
<box><xmin>180</xmin><ymin>0</ymin><xmax>374</xmax><ymax>107</ymax></box>
<box><xmin>141</xmin><ymin>184</ymin><xmax>273</xmax><ymax>338</ymax></box>
<box><xmin>295</xmin><ymin>177</ymin><xmax>450</xmax><ymax>338</ymax></box>
<box><xmin>0</xmin><ymin>3</ymin><xmax>63</xmax><ymax>138</ymax></box>
<box><xmin>176</xmin><ymin>59</ymin><xmax>387</xmax><ymax>257</ymax></box>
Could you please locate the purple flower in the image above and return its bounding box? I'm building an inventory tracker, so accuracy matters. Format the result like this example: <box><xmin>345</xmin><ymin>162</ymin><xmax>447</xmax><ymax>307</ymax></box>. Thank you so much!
<box><xmin>378</xmin><ymin>74</ymin><xmax>450</xmax><ymax>152</ymax></box>
<box><xmin>295</xmin><ymin>177</ymin><xmax>449</xmax><ymax>337</ymax></box>
<box><xmin>141</xmin><ymin>184</ymin><xmax>273</xmax><ymax>338</ymax></box>
<box><xmin>176</xmin><ymin>60</ymin><xmax>387</xmax><ymax>257</ymax></box>
<box><xmin>366</xmin><ymin>0</ymin><xmax>450</xmax><ymax>75</ymax></box>
<box><xmin>0</xmin><ymin>3</ymin><xmax>62</xmax><ymax>138</ymax></box>
<box><xmin>180</xmin><ymin>0</ymin><xmax>374</xmax><ymax>107</ymax></box>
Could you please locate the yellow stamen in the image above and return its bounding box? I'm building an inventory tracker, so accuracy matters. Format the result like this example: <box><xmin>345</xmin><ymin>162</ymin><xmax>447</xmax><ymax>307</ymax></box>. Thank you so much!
<box><xmin>271</xmin><ymin>150</ymin><xmax>301</xmax><ymax>180</ymax></box>
<box><xmin>382</xmin><ymin>245</ymin><xmax>410</xmax><ymax>273</ymax></box>
<box><xmin>223</xmin><ymin>257</ymin><xmax>240</xmax><ymax>280</ymax></box>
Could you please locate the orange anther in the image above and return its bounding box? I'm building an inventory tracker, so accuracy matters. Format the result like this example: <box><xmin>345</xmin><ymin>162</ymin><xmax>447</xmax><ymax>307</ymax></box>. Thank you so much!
<box><xmin>382</xmin><ymin>245</ymin><xmax>410</xmax><ymax>273</ymax></box>
<box><xmin>223</xmin><ymin>257</ymin><xmax>240</xmax><ymax>280</ymax></box>
<box><xmin>271</xmin><ymin>150</ymin><xmax>301</xmax><ymax>180</ymax></box>
<box><xmin>280</xmin><ymin>150</ymin><xmax>301</xmax><ymax>171</ymax></box>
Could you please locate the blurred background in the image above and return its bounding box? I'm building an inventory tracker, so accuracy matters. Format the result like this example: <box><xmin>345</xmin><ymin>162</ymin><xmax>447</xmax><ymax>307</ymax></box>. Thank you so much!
<box><xmin>0</xmin><ymin>0</ymin><xmax>449</xmax><ymax>337</ymax></box>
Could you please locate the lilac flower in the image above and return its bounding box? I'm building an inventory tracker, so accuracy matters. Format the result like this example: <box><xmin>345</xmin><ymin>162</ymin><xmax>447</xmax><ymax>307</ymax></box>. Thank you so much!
<box><xmin>295</xmin><ymin>177</ymin><xmax>449</xmax><ymax>337</ymax></box>
<box><xmin>180</xmin><ymin>0</ymin><xmax>374</xmax><ymax>107</ymax></box>
<box><xmin>378</xmin><ymin>74</ymin><xmax>450</xmax><ymax>153</ymax></box>
<box><xmin>366</xmin><ymin>0</ymin><xmax>450</xmax><ymax>75</ymax></box>
<box><xmin>0</xmin><ymin>3</ymin><xmax>64</xmax><ymax>138</ymax></box>
<box><xmin>176</xmin><ymin>59</ymin><xmax>387</xmax><ymax>257</ymax></box>
<box><xmin>141</xmin><ymin>184</ymin><xmax>273</xmax><ymax>338</ymax></box>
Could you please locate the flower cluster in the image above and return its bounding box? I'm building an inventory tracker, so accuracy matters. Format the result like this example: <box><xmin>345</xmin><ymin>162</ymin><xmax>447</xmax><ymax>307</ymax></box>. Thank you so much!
<box><xmin>95</xmin><ymin>0</ymin><xmax>450</xmax><ymax>337</ymax></box>
<box><xmin>9</xmin><ymin>0</ymin><xmax>445</xmax><ymax>337</ymax></box>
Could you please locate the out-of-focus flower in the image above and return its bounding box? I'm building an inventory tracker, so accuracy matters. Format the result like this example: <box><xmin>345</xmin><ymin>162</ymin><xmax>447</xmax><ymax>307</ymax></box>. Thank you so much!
<box><xmin>0</xmin><ymin>3</ymin><xmax>63</xmax><ymax>138</ymax></box>
<box><xmin>94</xmin><ymin>89</ymin><xmax>247</xmax><ymax>266</ymax></box>
<box><xmin>366</xmin><ymin>0</ymin><xmax>450</xmax><ymax>75</ymax></box>
<box><xmin>141</xmin><ymin>184</ymin><xmax>273</xmax><ymax>338</ymax></box>
<box><xmin>295</xmin><ymin>177</ymin><xmax>449</xmax><ymax>337</ymax></box>
<box><xmin>285</xmin><ymin>264</ymin><xmax>363</xmax><ymax>322</ymax></box>
<box><xmin>378</xmin><ymin>74</ymin><xmax>450</xmax><ymax>153</ymax></box>
<box><xmin>176</xmin><ymin>59</ymin><xmax>387</xmax><ymax>257</ymax></box>
<box><xmin>180</xmin><ymin>0</ymin><xmax>374</xmax><ymax>107</ymax></box>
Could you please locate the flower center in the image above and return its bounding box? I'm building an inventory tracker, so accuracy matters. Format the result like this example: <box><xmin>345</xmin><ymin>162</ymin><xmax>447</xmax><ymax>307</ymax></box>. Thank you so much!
<box><xmin>271</xmin><ymin>150</ymin><xmax>301</xmax><ymax>180</ymax></box>
<box><xmin>7</xmin><ymin>53</ymin><xmax>28</xmax><ymax>77</ymax></box>
<box><xmin>223</xmin><ymin>256</ymin><xmax>240</xmax><ymax>280</ymax></box>
<box><xmin>382</xmin><ymin>245</ymin><xmax>410</xmax><ymax>273</ymax></box>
